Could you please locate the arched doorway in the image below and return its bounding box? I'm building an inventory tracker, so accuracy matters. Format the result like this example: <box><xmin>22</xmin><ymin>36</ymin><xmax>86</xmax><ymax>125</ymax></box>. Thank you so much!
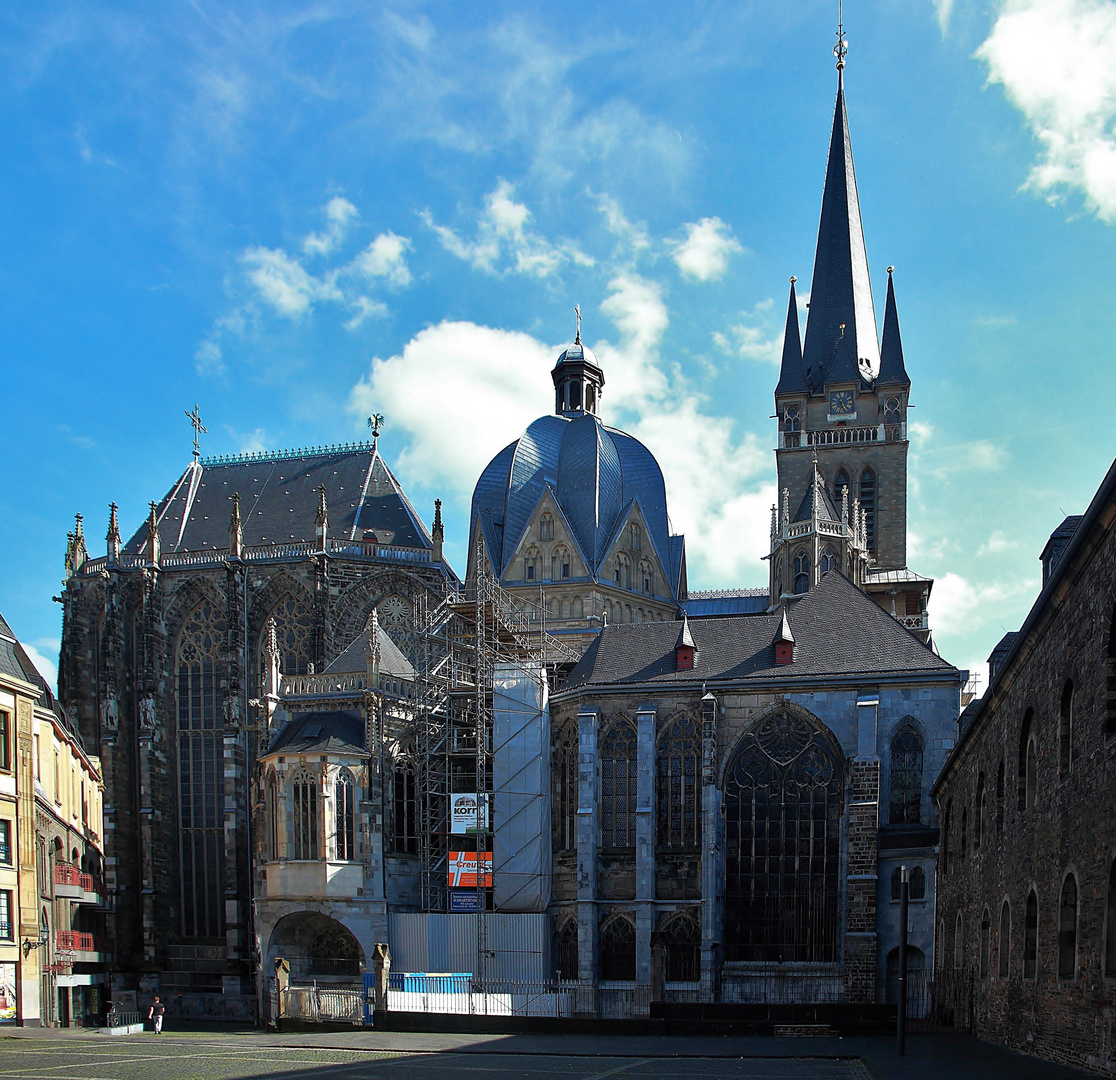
<box><xmin>723</xmin><ymin>710</ymin><xmax>843</xmax><ymax>964</ymax></box>
<box><xmin>268</xmin><ymin>912</ymin><xmax>365</xmax><ymax>983</ymax></box>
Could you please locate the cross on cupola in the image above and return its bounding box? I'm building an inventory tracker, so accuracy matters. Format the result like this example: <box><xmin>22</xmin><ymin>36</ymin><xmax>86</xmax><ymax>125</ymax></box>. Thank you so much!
<box><xmin>185</xmin><ymin>404</ymin><xmax>207</xmax><ymax>460</ymax></box>
<box><xmin>552</xmin><ymin>303</ymin><xmax>605</xmax><ymax>417</ymax></box>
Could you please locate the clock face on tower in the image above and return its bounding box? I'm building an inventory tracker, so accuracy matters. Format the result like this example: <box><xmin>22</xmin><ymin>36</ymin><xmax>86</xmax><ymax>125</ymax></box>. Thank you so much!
<box><xmin>829</xmin><ymin>390</ymin><xmax>854</xmax><ymax>415</ymax></box>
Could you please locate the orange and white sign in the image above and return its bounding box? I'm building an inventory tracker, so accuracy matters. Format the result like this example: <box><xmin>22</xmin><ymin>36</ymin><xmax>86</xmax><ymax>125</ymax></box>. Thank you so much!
<box><xmin>448</xmin><ymin>851</ymin><xmax>492</xmax><ymax>888</ymax></box>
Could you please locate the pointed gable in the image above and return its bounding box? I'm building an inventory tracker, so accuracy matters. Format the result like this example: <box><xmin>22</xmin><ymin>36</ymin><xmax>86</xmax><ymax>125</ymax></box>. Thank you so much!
<box><xmin>801</xmin><ymin>73</ymin><xmax>880</xmax><ymax>392</ymax></box>
<box><xmin>877</xmin><ymin>267</ymin><xmax>911</xmax><ymax>388</ymax></box>
<box><xmin>775</xmin><ymin>277</ymin><xmax>806</xmax><ymax>395</ymax></box>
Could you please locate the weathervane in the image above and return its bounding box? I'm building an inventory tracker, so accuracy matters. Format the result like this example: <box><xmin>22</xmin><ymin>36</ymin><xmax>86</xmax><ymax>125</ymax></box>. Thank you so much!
<box><xmin>185</xmin><ymin>404</ymin><xmax>207</xmax><ymax>459</ymax></box>
<box><xmin>368</xmin><ymin>413</ymin><xmax>385</xmax><ymax>445</ymax></box>
<box><xmin>834</xmin><ymin>1</ymin><xmax>848</xmax><ymax>70</ymax></box>
<box><xmin>574</xmin><ymin>304</ymin><xmax>582</xmax><ymax>345</ymax></box>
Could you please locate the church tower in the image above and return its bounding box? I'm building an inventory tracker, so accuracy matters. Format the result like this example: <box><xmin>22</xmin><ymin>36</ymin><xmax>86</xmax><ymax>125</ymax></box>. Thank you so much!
<box><xmin>770</xmin><ymin>35</ymin><xmax>931</xmax><ymax>640</ymax></box>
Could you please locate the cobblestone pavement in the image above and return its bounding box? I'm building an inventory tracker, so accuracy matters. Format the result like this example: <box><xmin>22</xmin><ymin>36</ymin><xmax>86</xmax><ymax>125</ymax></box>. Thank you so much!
<box><xmin>0</xmin><ymin>1035</ymin><xmax>872</xmax><ymax>1080</ymax></box>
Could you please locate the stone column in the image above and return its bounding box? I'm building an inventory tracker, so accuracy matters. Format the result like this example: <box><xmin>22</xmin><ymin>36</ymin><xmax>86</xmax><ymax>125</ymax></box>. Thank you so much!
<box><xmin>845</xmin><ymin>694</ymin><xmax>881</xmax><ymax>1003</ymax></box>
<box><xmin>576</xmin><ymin>705</ymin><xmax>598</xmax><ymax>991</ymax></box>
<box><xmin>635</xmin><ymin>705</ymin><xmax>656</xmax><ymax>990</ymax></box>
<box><xmin>700</xmin><ymin>692</ymin><xmax>721</xmax><ymax>995</ymax></box>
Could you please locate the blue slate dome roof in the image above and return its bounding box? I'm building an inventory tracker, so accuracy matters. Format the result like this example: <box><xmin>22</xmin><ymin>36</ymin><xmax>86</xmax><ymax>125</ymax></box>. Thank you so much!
<box><xmin>470</xmin><ymin>411</ymin><xmax>684</xmax><ymax>599</ymax></box>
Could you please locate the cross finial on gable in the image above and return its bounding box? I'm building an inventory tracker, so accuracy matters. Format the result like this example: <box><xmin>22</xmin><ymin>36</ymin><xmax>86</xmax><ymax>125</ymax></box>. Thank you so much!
<box><xmin>574</xmin><ymin>304</ymin><xmax>582</xmax><ymax>345</ymax></box>
<box><xmin>185</xmin><ymin>404</ymin><xmax>207</xmax><ymax>459</ymax></box>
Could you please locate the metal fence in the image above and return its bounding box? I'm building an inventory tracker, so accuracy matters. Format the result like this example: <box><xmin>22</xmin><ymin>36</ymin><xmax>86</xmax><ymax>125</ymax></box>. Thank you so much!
<box><xmin>276</xmin><ymin>983</ymin><xmax>364</xmax><ymax>1025</ymax></box>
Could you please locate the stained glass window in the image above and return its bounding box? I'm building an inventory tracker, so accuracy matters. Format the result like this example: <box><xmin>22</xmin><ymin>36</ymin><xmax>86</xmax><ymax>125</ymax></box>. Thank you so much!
<box><xmin>552</xmin><ymin>722</ymin><xmax>578</xmax><ymax>852</ymax></box>
<box><xmin>336</xmin><ymin>770</ymin><xmax>356</xmax><ymax>861</ymax></box>
<box><xmin>889</xmin><ymin>725</ymin><xmax>923</xmax><ymax>825</ymax></box>
<box><xmin>392</xmin><ymin>761</ymin><xmax>418</xmax><ymax>854</ymax></box>
<box><xmin>600</xmin><ymin>720</ymin><xmax>637</xmax><ymax>849</ymax></box>
<box><xmin>292</xmin><ymin>770</ymin><xmax>319</xmax><ymax>860</ymax></box>
<box><xmin>657</xmin><ymin>714</ymin><xmax>700</xmax><ymax>849</ymax></box>
<box><xmin>176</xmin><ymin>600</ymin><xmax>226</xmax><ymax>939</ymax></box>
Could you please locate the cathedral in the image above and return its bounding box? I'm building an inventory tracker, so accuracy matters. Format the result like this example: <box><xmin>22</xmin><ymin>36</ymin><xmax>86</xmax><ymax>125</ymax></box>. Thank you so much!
<box><xmin>55</xmin><ymin>46</ymin><xmax>961</xmax><ymax>1022</ymax></box>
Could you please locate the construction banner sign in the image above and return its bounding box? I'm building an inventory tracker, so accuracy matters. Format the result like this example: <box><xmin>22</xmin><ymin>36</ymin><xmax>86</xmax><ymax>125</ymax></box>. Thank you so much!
<box><xmin>448</xmin><ymin>850</ymin><xmax>492</xmax><ymax>888</ymax></box>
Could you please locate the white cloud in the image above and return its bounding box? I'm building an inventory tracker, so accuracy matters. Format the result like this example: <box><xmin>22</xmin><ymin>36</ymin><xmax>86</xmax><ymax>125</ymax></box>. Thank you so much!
<box><xmin>671</xmin><ymin>217</ymin><xmax>743</xmax><ymax>282</ymax></box>
<box><xmin>422</xmin><ymin>179</ymin><xmax>591</xmax><ymax>278</ymax></box>
<box><xmin>977</xmin><ymin>0</ymin><xmax>1116</xmax><ymax>221</ymax></box>
<box><xmin>242</xmin><ymin>245</ymin><xmax>340</xmax><ymax>318</ymax></box>
<box><xmin>229</xmin><ymin>427</ymin><xmax>270</xmax><ymax>454</ymax></box>
<box><xmin>23</xmin><ymin>641</ymin><xmax>58</xmax><ymax>694</ymax></box>
<box><xmin>927</xmin><ymin>571</ymin><xmax>1037</xmax><ymax>636</ymax></box>
<box><xmin>352</xmin><ymin>232</ymin><xmax>413</xmax><ymax>288</ymax></box>
<box><xmin>713</xmin><ymin>299</ymin><xmax>781</xmax><ymax>364</ymax></box>
<box><xmin>344</xmin><ymin>296</ymin><xmax>389</xmax><ymax>330</ymax></box>
<box><xmin>303</xmin><ymin>196</ymin><xmax>359</xmax><ymax>257</ymax></box>
<box><xmin>935</xmin><ymin>0</ymin><xmax>955</xmax><ymax>33</ymax></box>
<box><xmin>594</xmin><ymin>192</ymin><xmax>651</xmax><ymax>254</ymax></box>
<box><xmin>195</xmin><ymin>339</ymin><xmax>225</xmax><ymax>377</ymax></box>
<box><xmin>978</xmin><ymin>529</ymin><xmax>1017</xmax><ymax>555</ymax></box>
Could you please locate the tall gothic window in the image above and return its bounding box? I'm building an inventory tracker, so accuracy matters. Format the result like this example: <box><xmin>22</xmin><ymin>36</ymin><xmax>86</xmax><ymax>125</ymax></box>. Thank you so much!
<box><xmin>1107</xmin><ymin>605</ymin><xmax>1116</xmax><ymax>739</ymax></box>
<box><xmin>1106</xmin><ymin>858</ymin><xmax>1116</xmax><ymax>978</ymax></box>
<box><xmin>996</xmin><ymin>760</ymin><xmax>1005</xmax><ymax>837</ymax></box>
<box><xmin>724</xmin><ymin>711</ymin><xmax>842</xmax><ymax>962</ymax></box>
<box><xmin>539</xmin><ymin>513</ymin><xmax>555</xmax><ymax>542</ymax></box>
<box><xmin>1024</xmin><ymin>889</ymin><xmax>1038</xmax><ymax>979</ymax></box>
<box><xmin>524</xmin><ymin>546</ymin><xmax>541</xmax><ymax>582</ymax></box>
<box><xmin>291</xmin><ymin>770</ymin><xmax>319</xmax><ymax>860</ymax></box>
<box><xmin>335</xmin><ymin>770</ymin><xmax>356</xmax><ymax>861</ymax></box>
<box><xmin>960</xmin><ymin>807</ymin><xmax>968</xmax><ymax>862</ymax></box>
<box><xmin>820</xmin><ymin>548</ymin><xmax>837</xmax><ymax>575</ymax></box>
<box><xmin>1059</xmin><ymin>874</ymin><xmax>1078</xmax><ymax>979</ymax></box>
<box><xmin>889</xmin><ymin>865</ymin><xmax>925</xmax><ymax>900</ymax></box>
<box><xmin>999</xmin><ymin>900</ymin><xmax>1011</xmax><ymax>978</ymax></box>
<box><xmin>980</xmin><ymin>908</ymin><xmax>991</xmax><ymax>979</ymax></box>
<box><xmin>600</xmin><ymin>719</ymin><xmax>637</xmax><ymax>849</ymax></box>
<box><xmin>953</xmin><ymin>911</ymin><xmax>964</xmax><ymax>970</ymax></box>
<box><xmin>661</xmin><ymin>913</ymin><xmax>701</xmax><ymax>982</ymax></box>
<box><xmin>793</xmin><ymin>550</ymin><xmax>809</xmax><ymax>594</ymax></box>
<box><xmin>1019</xmin><ymin>709</ymin><xmax>1037</xmax><ymax>811</ymax></box>
<box><xmin>889</xmin><ymin>725</ymin><xmax>923</xmax><ymax>825</ymax></box>
<box><xmin>551</xmin><ymin>545</ymin><xmax>571</xmax><ymax>581</ymax></box>
<box><xmin>392</xmin><ymin>761</ymin><xmax>418</xmax><ymax>855</ymax></box>
<box><xmin>556</xmin><ymin>919</ymin><xmax>578</xmax><ymax>980</ymax></box>
<box><xmin>599</xmin><ymin>916</ymin><xmax>636</xmax><ymax>981</ymax></box>
<box><xmin>639</xmin><ymin>559</ymin><xmax>654</xmax><ymax>596</ymax></box>
<box><xmin>975</xmin><ymin>772</ymin><xmax>986</xmax><ymax>852</ymax></box>
<box><xmin>552</xmin><ymin>721</ymin><xmax>578</xmax><ymax>852</ymax></box>
<box><xmin>266</xmin><ymin>770</ymin><xmax>279</xmax><ymax>861</ymax></box>
<box><xmin>942</xmin><ymin>803</ymin><xmax>952</xmax><ymax>875</ymax></box>
<box><xmin>1059</xmin><ymin>681</ymin><xmax>1074</xmax><ymax>778</ymax></box>
<box><xmin>657</xmin><ymin>714</ymin><xmax>700</xmax><ymax>849</ymax></box>
<box><xmin>859</xmin><ymin>468</ymin><xmax>876</xmax><ymax>552</ymax></box>
<box><xmin>176</xmin><ymin>600</ymin><xmax>226</xmax><ymax>939</ymax></box>
<box><xmin>614</xmin><ymin>553</ymin><xmax>631</xmax><ymax>590</ymax></box>
<box><xmin>630</xmin><ymin>524</ymin><xmax>641</xmax><ymax>551</ymax></box>
<box><xmin>271</xmin><ymin>595</ymin><xmax>313</xmax><ymax>676</ymax></box>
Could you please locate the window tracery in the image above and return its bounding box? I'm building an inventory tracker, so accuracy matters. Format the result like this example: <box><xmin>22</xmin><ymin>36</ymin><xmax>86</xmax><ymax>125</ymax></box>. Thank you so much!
<box><xmin>1059</xmin><ymin>874</ymin><xmax>1078</xmax><ymax>979</ymax></box>
<box><xmin>820</xmin><ymin>548</ymin><xmax>836</xmax><ymax>575</ymax></box>
<box><xmin>599</xmin><ymin>916</ymin><xmax>636</xmax><ymax>981</ymax></box>
<box><xmin>793</xmin><ymin>550</ymin><xmax>809</xmax><ymax>595</ymax></box>
<box><xmin>266</xmin><ymin>770</ymin><xmax>279</xmax><ymax>861</ymax></box>
<box><xmin>661</xmin><ymin>913</ymin><xmax>700</xmax><ymax>982</ymax></box>
<box><xmin>308</xmin><ymin>923</ymin><xmax>361</xmax><ymax>977</ymax></box>
<box><xmin>336</xmin><ymin>769</ymin><xmax>356</xmax><ymax>861</ymax></box>
<box><xmin>539</xmin><ymin>513</ymin><xmax>555</xmax><ymax>542</ymax></box>
<box><xmin>291</xmin><ymin>769</ymin><xmax>319</xmax><ymax>861</ymax></box>
<box><xmin>615</xmin><ymin>553</ymin><xmax>631</xmax><ymax>590</ymax></box>
<box><xmin>176</xmin><ymin>599</ymin><xmax>226</xmax><ymax>939</ymax></box>
<box><xmin>524</xmin><ymin>547</ymin><xmax>541</xmax><ymax>583</ymax></box>
<box><xmin>639</xmin><ymin>560</ymin><xmax>654</xmax><ymax>596</ymax></box>
<box><xmin>600</xmin><ymin>719</ymin><xmax>637</xmax><ymax>849</ymax></box>
<box><xmin>556</xmin><ymin>919</ymin><xmax>578</xmax><ymax>980</ymax></box>
<box><xmin>552</xmin><ymin>545</ymin><xmax>571</xmax><ymax>581</ymax></box>
<box><xmin>723</xmin><ymin>711</ymin><xmax>842</xmax><ymax>962</ymax></box>
<box><xmin>657</xmin><ymin>714</ymin><xmax>700</xmax><ymax>849</ymax></box>
<box><xmin>552</xmin><ymin>721</ymin><xmax>578</xmax><ymax>852</ymax></box>
<box><xmin>889</xmin><ymin>725</ymin><xmax>923</xmax><ymax>825</ymax></box>
<box><xmin>392</xmin><ymin>760</ymin><xmax>418</xmax><ymax>854</ymax></box>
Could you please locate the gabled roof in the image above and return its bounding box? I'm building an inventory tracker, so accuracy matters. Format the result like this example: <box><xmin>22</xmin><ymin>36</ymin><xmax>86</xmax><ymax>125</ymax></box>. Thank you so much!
<box><xmin>683</xmin><ymin>589</ymin><xmax>768</xmax><ymax>618</ymax></box>
<box><xmin>269</xmin><ymin>709</ymin><xmax>367</xmax><ymax>756</ymax></box>
<box><xmin>793</xmin><ymin>474</ymin><xmax>842</xmax><ymax>524</ymax></box>
<box><xmin>123</xmin><ymin>443</ymin><xmax>434</xmax><ymax>555</ymax></box>
<box><xmin>324</xmin><ymin>624</ymin><xmax>416</xmax><ymax>680</ymax></box>
<box><xmin>801</xmin><ymin>73</ymin><xmax>880</xmax><ymax>392</ymax></box>
<box><xmin>561</xmin><ymin>571</ymin><xmax>956</xmax><ymax>693</ymax></box>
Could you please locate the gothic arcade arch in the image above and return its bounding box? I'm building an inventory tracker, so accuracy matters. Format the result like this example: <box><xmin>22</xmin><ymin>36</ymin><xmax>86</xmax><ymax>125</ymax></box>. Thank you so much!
<box><xmin>721</xmin><ymin>705</ymin><xmax>844</xmax><ymax>963</ymax></box>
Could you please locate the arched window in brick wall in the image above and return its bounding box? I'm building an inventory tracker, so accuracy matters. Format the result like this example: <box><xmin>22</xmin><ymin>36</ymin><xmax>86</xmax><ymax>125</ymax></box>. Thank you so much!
<box><xmin>998</xmin><ymin>900</ymin><xmax>1011</xmax><ymax>978</ymax></box>
<box><xmin>556</xmin><ymin>919</ymin><xmax>578</xmax><ymax>980</ymax></box>
<box><xmin>600</xmin><ymin>915</ymin><xmax>636</xmax><ymax>981</ymax></box>
<box><xmin>889</xmin><ymin>725</ymin><xmax>923</xmax><ymax>825</ymax></box>
<box><xmin>1107</xmin><ymin>605</ymin><xmax>1116</xmax><ymax>739</ymax></box>
<box><xmin>291</xmin><ymin>769</ymin><xmax>319</xmax><ymax>861</ymax></box>
<box><xmin>960</xmin><ymin>807</ymin><xmax>968</xmax><ymax>862</ymax></box>
<box><xmin>176</xmin><ymin>599</ymin><xmax>226</xmax><ymax>940</ymax></box>
<box><xmin>335</xmin><ymin>769</ymin><xmax>356</xmax><ymax>861</ymax></box>
<box><xmin>1018</xmin><ymin>709</ymin><xmax>1037</xmax><ymax>811</ymax></box>
<box><xmin>266</xmin><ymin>770</ymin><xmax>279</xmax><ymax>861</ymax></box>
<box><xmin>953</xmin><ymin>911</ymin><xmax>964</xmax><ymax>971</ymax></box>
<box><xmin>942</xmin><ymin>802</ymin><xmax>952</xmax><ymax>875</ymax></box>
<box><xmin>1059</xmin><ymin>874</ymin><xmax>1078</xmax><ymax>979</ymax></box>
<box><xmin>600</xmin><ymin>719</ymin><xmax>637</xmax><ymax>849</ymax></box>
<box><xmin>657</xmin><ymin>714</ymin><xmax>701</xmax><ymax>849</ymax></box>
<box><xmin>1024</xmin><ymin>889</ymin><xmax>1039</xmax><ymax>979</ymax></box>
<box><xmin>552</xmin><ymin>721</ymin><xmax>578</xmax><ymax>852</ymax></box>
<box><xmin>975</xmin><ymin>772</ymin><xmax>986</xmax><ymax>852</ymax></box>
<box><xmin>1106</xmin><ymin>859</ymin><xmax>1116</xmax><ymax>978</ymax></box>
<box><xmin>392</xmin><ymin>760</ymin><xmax>418</xmax><ymax>855</ymax></box>
<box><xmin>980</xmin><ymin>908</ymin><xmax>991</xmax><ymax>979</ymax></box>
<box><xmin>1059</xmin><ymin>681</ymin><xmax>1075</xmax><ymax>779</ymax></box>
<box><xmin>996</xmin><ymin>760</ymin><xmax>1005</xmax><ymax>837</ymax></box>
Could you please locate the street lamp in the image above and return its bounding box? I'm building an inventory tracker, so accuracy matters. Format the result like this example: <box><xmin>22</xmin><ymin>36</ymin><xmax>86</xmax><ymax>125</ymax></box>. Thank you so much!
<box><xmin>22</xmin><ymin>922</ymin><xmax>49</xmax><ymax>958</ymax></box>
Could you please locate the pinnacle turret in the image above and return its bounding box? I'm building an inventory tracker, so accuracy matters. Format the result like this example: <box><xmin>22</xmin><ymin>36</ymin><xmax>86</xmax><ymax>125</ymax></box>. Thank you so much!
<box><xmin>877</xmin><ymin>267</ymin><xmax>911</xmax><ymax>388</ymax></box>
<box><xmin>775</xmin><ymin>277</ymin><xmax>806</xmax><ymax>395</ymax></box>
<box><xmin>107</xmin><ymin>503</ymin><xmax>121</xmax><ymax>563</ymax></box>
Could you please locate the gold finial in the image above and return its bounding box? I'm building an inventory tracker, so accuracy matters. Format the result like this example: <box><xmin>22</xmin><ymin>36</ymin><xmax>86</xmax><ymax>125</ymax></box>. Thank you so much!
<box><xmin>834</xmin><ymin>1</ymin><xmax>848</xmax><ymax>71</ymax></box>
<box><xmin>574</xmin><ymin>304</ymin><xmax>582</xmax><ymax>345</ymax></box>
<box><xmin>185</xmin><ymin>404</ymin><xmax>207</xmax><ymax>459</ymax></box>
<box><xmin>789</xmin><ymin>275</ymin><xmax>797</xmax><ymax>285</ymax></box>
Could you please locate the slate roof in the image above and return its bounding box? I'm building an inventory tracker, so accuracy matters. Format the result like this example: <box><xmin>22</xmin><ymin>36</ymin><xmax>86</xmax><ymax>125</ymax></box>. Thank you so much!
<box><xmin>123</xmin><ymin>444</ymin><xmax>434</xmax><ymax>555</ymax></box>
<box><xmin>561</xmin><ymin>571</ymin><xmax>957</xmax><ymax>693</ymax></box>
<box><xmin>323</xmin><ymin>624</ymin><xmax>416</xmax><ymax>680</ymax></box>
<box><xmin>775</xmin><ymin>279</ymin><xmax>806</xmax><ymax>396</ymax></box>
<box><xmin>793</xmin><ymin>475</ymin><xmax>842</xmax><ymax>523</ymax></box>
<box><xmin>877</xmin><ymin>268</ymin><xmax>911</xmax><ymax>388</ymax></box>
<box><xmin>470</xmin><ymin>411</ymin><xmax>685</xmax><ymax>599</ymax></box>
<box><xmin>682</xmin><ymin>591</ymin><xmax>768</xmax><ymax>618</ymax></box>
<box><xmin>799</xmin><ymin>73</ymin><xmax>881</xmax><ymax>393</ymax></box>
<box><xmin>270</xmin><ymin>710</ymin><xmax>367</xmax><ymax>756</ymax></box>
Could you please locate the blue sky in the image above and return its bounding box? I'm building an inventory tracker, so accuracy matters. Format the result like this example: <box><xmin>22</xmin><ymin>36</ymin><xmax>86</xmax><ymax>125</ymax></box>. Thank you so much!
<box><xmin>3</xmin><ymin>0</ymin><xmax>1115</xmax><ymax>691</ymax></box>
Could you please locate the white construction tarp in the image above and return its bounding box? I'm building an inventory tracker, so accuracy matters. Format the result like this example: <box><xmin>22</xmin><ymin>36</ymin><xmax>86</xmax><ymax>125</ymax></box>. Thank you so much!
<box><xmin>492</xmin><ymin>661</ymin><xmax>551</xmax><ymax>912</ymax></box>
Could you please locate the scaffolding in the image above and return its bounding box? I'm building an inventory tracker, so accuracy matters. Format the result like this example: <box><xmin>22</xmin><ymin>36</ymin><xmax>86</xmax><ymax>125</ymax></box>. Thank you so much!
<box><xmin>414</xmin><ymin>537</ymin><xmax>578</xmax><ymax>988</ymax></box>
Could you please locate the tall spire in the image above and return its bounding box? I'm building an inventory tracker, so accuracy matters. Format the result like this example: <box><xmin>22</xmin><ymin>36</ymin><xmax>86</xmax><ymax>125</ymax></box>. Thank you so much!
<box><xmin>775</xmin><ymin>277</ymin><xmax>806</xmax><ymax>395</ymax></box>
<box><xmin>801</xmin><ymin>37</ymin><xmax>880</xmax><ymax>392</ymax></box>
<box><xmin>877</xmin><ymin>267</ymin><xmax>911</xmax><ymax>388</ymax></box>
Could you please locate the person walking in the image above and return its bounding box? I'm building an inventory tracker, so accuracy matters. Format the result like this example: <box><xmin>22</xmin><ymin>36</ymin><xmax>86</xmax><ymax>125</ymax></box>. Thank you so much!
<box><xmin>147</xmin><ymin>997</ymin><xmax>165</xmax><ymax>1034</ymax></box>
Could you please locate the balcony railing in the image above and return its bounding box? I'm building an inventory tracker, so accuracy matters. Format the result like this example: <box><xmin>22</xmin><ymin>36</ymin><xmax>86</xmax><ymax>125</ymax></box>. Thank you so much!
<box><xmin>56</xmin><ymin>930</ymin><xmax>99</xmax><ymax>953</ymax></box>
<box><xmin>54</xmin><ymin>863</ymin><xmax>98</xmax><ymax>893</ymax></box>
<box><xmin>779</xmin><ymin>422</ymin><xmax>906</xmax><ymax>449</ymax></box>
